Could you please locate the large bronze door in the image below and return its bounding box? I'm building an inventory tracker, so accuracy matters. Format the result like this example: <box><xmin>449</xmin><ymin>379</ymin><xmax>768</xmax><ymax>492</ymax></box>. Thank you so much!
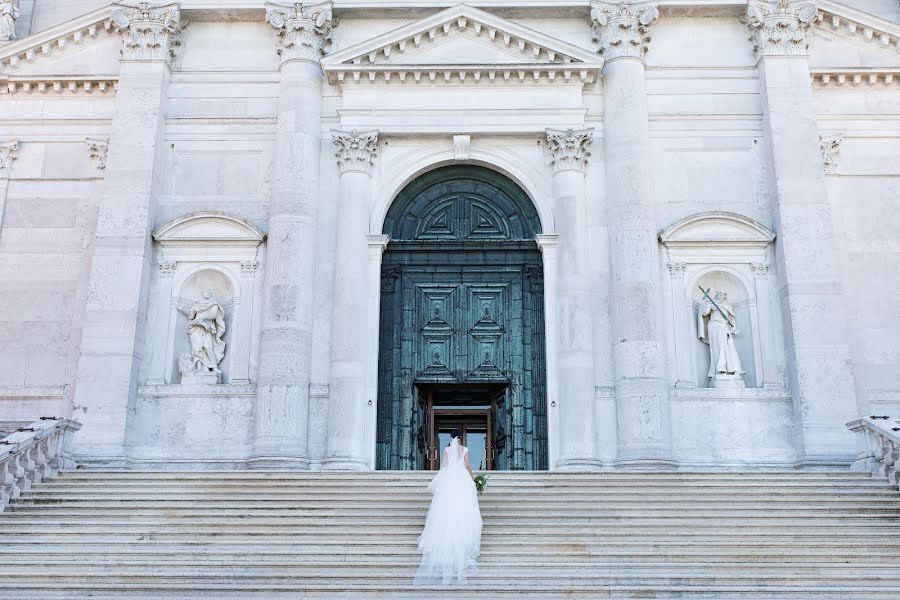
<box><xmin>376</xmin><ymin>166</ymin><xmax>548</xmax><ymax>471</ymax></box>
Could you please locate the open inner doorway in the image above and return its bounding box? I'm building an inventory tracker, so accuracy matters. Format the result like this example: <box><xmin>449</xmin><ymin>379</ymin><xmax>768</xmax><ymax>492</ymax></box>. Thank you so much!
<box><xmin>421</xmin><ymin>384</ymin><xmax>507</xmax><ymax>471</ymax></box>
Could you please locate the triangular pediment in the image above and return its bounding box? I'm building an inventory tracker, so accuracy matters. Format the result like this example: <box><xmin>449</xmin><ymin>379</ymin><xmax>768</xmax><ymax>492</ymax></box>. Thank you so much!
<box><xmin>811</xmin><ymin>0</ymin><xmax>900</xmax><ymax>68</ymax></box>
<box><xmin>323</xmin><ymin>4</ymin><xmax>603</xmax><ymax>85</ymax></box>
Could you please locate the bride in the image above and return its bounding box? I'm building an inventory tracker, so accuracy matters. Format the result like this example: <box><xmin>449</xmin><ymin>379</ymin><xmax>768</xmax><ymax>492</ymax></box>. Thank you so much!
<box><xmin>415</xmin><ymin>429</ymin><xmax>483</xmax><ymax>585</ymax></box>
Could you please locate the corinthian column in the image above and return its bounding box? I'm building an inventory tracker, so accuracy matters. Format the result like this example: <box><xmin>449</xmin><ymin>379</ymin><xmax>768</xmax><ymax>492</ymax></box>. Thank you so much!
<box><xmin>253</xmin><ymin>1</ymin><xmax>333</xmax><ymax>468</ymax></box>
<box><xmin>591</xmin><ymin>1</ymin><xmax>673</xmax><ymax>466</ymax></box>
<box><xmin>747</xmin><ymin>0</ymin><xmax>857</xmax><ymax>464</ymax></box>
<box><xmin>324</xmin><ymin>130</ymin><xmax>379</xmax><ymax>470</ymax></box>
<box><xmin>72</xmin><ymin>3</ymin><xmax>181</xmax><ymax>464</ymax></box>
<box><xmin>545</xmin><ymin>128</ymin><xmax>600</xmax><ymax>469</ymax></box>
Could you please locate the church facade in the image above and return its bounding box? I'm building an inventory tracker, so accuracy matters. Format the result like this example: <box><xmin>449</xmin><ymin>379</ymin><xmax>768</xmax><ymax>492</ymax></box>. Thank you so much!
<box><xmin>1</xmin><ymin>0</ymin><xmax>898</xmax><ymax>470</ymax></box>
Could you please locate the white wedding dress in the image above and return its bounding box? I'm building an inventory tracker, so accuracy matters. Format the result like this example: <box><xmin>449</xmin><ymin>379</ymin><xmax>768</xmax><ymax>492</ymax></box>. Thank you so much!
<box><xmin>414</xmin><ymin>438</ymin><xmax>483</xmax><ymax>585</ymax></box>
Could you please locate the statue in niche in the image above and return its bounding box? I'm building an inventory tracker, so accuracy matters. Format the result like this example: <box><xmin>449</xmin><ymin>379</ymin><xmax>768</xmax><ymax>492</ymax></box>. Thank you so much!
<box><xmin>0</xmin><ymin>1</ymin><xmax>20</xmax><ymax>42</ymax></box>
<box><xmin>697</xmin><ymin>288</ymin><xmax>745</xmax><ymax>387</ymax></box>
<box><xmin>178</xmin><ymin>288</ymin><xmax>226</xmax><ymax>384</ymax></box>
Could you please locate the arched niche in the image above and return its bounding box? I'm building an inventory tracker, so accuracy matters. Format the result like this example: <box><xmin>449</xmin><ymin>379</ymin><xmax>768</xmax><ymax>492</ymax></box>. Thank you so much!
<box><xmin>146</xmin><ymin>212</ymin><xmax>266</xmax><ymax>386</ymax></box>
<box><xmin>660</xmin><ymin>212</ymin><xmax>782</xmax><ymax>391</ymax></box>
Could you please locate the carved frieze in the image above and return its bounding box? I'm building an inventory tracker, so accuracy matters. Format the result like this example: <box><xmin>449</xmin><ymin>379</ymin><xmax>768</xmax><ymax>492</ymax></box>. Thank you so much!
<box><xmin>589</xmin><ymin>1</ymin><xmax>659</xmax><ymax>61</ymax></box>
<box><xmin>111</xmin><ymin>2</ymin><xmax>182</xmax><ymax>62</ymax></box>
<box><xmin>333</xmin><ymin>129</ymin><xmax>379</xmax><ymax>175</ymax></box>
<box><xmin>265</xmin><ymin>1</ymin><xmax>334</xmax><ymax>63</ymax></box>
<box><xmin>546</xmin><ymin>128</ymin><xmax>593</xmax><ymax>174</ymax></box>
<box><xmin>746</xmin><ymin>0</ymin><xmax>818</xmax><ymax>57</ymax></box>
<box><xmin>0</xmin><ymin>139</ymin><xmax>18</xmax><ymax>177</ymax></box>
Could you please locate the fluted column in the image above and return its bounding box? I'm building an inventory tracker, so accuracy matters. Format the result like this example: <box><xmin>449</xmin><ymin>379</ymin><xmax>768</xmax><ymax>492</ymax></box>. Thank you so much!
<box><xmin>591</xmin><ymin>1</ymin><xmax>673</xmax><ymax>466</ymax></box>
<box><xmin>545</xmin><ymin>128</ymin><xmax>600</xmax><ymax>469</ymax></box>
<box><xmin>747</xmin><ymin>0</ymin><xmax>857</xmax><ymax>463</ymax></box>
<box><xmin>252</xmin><ymin>1</ymin><xmax>333</xmax><ymax>468</ymax></box>
<box><xmin>324</xmin><ymin>130</ymin><xmax>379</xmax><ymax>470</ymax></box>
<box><xmin>72</xmin><ymin>3</ymin><xmax>181</xmax><ymax>463</ymax></box>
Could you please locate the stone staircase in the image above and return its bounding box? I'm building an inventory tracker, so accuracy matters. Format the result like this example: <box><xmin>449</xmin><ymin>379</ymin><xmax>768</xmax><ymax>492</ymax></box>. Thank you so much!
<box><xmin>1</xmin><ymin>470</ymin><xmax>900</xmax><ymax>598</ymax></box>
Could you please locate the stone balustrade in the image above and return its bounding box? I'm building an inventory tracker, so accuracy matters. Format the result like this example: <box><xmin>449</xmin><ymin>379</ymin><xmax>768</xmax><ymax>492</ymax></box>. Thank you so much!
<box><xmin>847</xmin><ymin>416</ymin><xmax>900</xmax><ymax>489</ymax></box>
<box><xmin>0</xmin><ymin>418</ymin><xmax>80</xmax><ymax>512</ymax></box>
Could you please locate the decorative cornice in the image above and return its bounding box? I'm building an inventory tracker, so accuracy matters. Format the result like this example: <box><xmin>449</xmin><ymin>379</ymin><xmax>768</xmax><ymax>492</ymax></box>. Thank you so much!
<box><xmin>265</xmin><ymin>1</ymin><xmax>333</xmax><ymax>65</ymax></box>
<box><xmin>333</xmin><ymin>129</ymin><xmax>378</xmax><ymax>175</ymax></box>
<box><xmin>327</xmin><ymin>64</ymin><xmax>597</xmax><ymax>86</ymax></box>
<box><xmin>546</xmin><ymin>128</ymin><xmax>593</xmax><ymax>174</ymax></box>
<box><xmin>85</xmin><ymin>137</ymin><xmax>110</xmax><ymax>173</ymax></box>
<box><xmin>0</xmin><ymin>7</ymin><xmax>116</xmax><ymax>70</ymax></box>
<box><xmin>1</xmin><ymin>76</ymin><xmax>118</xmax><ymax>95</ymax></box>
<box><xmin>813</xmin><ymin>0</ymin><xmax>900</xmax><ymax>53</ymax></box>
<box><xmin>0</xmin><ymin>139</ymin><xmax>19</xmax><ymax>177</ymax></box>
<box><xmin>111</xmin><ymin>2</ymin><xmax>182</xmax><ymax>63</ymax></box>
<box><xmin>589</xmin><ymin>1</ymin><xmax>659</xmax><ymax>62</ymax></box>
<box><xmin>746</xmin><ymin>0</ymin><xmax>818</xmax><ymax>57</ymax></box>
<box><xmin>819</xmin><ymin>134</ymin><xmax>842</xmax><ymax>175</ymax></box>
<box><xmin>811</xmin><ymin>68</ymin><xmax>899</xmax><ymax>87</ymax></box>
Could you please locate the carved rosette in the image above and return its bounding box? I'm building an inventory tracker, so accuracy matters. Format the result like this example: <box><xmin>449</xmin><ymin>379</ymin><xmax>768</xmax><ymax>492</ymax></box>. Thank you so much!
<box><xmin>819</xmin><ymin>134</ymin><xmax>842</xmax><ymax>175</ymax></box>
<box><xmin>111</xmin><ymin>2</ymin><xmax>182</xmax><ymax>62</ymax></box>
<box><xmin>85</xmin><ymin>137</ymin><xmax>110</xmax><ymax>173</ymax></box>
<box><xmin>333</xmin><ymin>129</ymin><xmax>379</xmax><ymax>176</ymax></box>
<box><xmin>546</xmin><ymin>128</ymin><xmax>593</xmax><ymax>174</ymax></box>
<box><xmin>0</xmin><ymin>139</ymin><xmax>19</xmax><ymax>177</ymax></box>
<box><xmin>589</xmin><ymin>1</ymin><xmax>659</xmax><ymax>61</ymax></box>
<box><xmin>746</xmin><ymin>0</ymin><xmax>818</xmax><ymax>56</ymax></box>
<box><xmin>265</xmin><ymin>1</ymin><xmax>334</xmax><ymax>64</ymax></box>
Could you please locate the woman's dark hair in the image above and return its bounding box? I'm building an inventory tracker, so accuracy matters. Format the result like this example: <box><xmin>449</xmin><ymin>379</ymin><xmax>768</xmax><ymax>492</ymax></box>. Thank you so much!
<box><xmin>449</xmin><ymin>428</ymin><xmax>462</xmax><ymax>442</ymax></box>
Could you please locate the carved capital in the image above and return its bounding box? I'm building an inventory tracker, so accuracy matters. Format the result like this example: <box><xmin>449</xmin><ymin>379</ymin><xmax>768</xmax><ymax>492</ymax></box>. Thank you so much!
<box><xmin>266</xmin><ymin>1</ymin><xmax>334</xmax><ymax>64</ymax></box>
<box><xmin>111</xmin><ymin>2</ymin><xmax>182</xmax><ymax>62</ymax></box>
<box><xmin>590</xmin><ymin>1</ymin><xmax>659</xmax><ymax>61</ymax></box>
<box><xmin>0</xmin><ymin>139</ymin><xmax>19</xmax><ymax>177</ymax></box>
<box><xmin>667</xmin><ymin>262</ymin><xmax>686</xmax><ymax>276</ymax></box>
<box><xmin>546</xmin><ymin>128</ymin><xmax>593</xmax><ymax>174</ymax></box>
<box><xmin>751</xmin><ymin>262</ymin><xmax>770</xmax><ymax>278</ymax></box>
<box><xmin>333</xmin><ymin>129</ymin><xmax>378</xmax><ymax>175</ymax></box>
<box><xmin>158</xmin><ymin>260</ymin><xmax>177</xmax><ymax>276</ymax></box>
<box><xmin>820</xmin><ymin>134</ymin><xmax>842</xmax><ymax>175</ymax></box>
<box><xmin>85</xmin><ymin>137</ymin><xmax>110</xmax><ymax>173</ymax></box>
<box><xmin>240</xmin><ymin>260</ymin><xmax>258</xmax><ymax>275</ymax></box>
<box><xmin>746</xmin><ymin>0</ymin><xmax>818</xmax><ymax>57</ymax></box>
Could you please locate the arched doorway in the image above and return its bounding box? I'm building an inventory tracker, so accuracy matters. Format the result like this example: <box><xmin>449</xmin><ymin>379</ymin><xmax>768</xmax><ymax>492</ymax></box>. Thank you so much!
<box><xmin>376</xmin><ymin>166</ymin><xmax>548</xmax><ymax>471</ymax></box>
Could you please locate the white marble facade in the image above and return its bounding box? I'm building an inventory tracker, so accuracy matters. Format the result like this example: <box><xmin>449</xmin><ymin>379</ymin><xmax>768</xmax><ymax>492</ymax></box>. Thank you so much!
<box><xmin>0</xmin><ymin>0</ymin><xmax>898</xmax><ymax>469</ymax></box>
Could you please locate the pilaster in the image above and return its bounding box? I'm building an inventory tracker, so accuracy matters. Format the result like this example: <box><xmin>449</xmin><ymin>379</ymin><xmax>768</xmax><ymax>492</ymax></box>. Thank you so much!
<box><xmin>71</xmin><ymin>3</ymin><xmax>181</xmax><ymax>464</ymax></box>
<box><xmin>324</xmin><ymin>129</ymin><xmax>378</xmax><ymax>470</ymax></box>
<box><xmin>748</xmin><ymin>0</ymin><xmax>858</xmax><ymax>464</ymax></box>
<box><xmin>545</xmin><ymin>128</ymin><xmax>600</xmax><ymax>470</ymax></box>
<box><xmin>592</xmin><ymin>2</ymin><xmax>674</xmax><ymax>466</ymax></box>
<box><xmin>0</xmin><ymin>139</ymin><xmax>19</xmax><ymax>235</ymax></box>
<box><xmin>252</xmin><ymin>2</ymin><xmax>334</xmax><ymax>468</ymax></box>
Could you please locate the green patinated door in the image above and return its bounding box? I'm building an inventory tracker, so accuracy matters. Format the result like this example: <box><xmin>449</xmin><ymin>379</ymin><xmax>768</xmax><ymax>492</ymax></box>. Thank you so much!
<box><xmin>376</xmin><ymin>166</ymin><xmax>548</xmax><ymax>470</ymax></box>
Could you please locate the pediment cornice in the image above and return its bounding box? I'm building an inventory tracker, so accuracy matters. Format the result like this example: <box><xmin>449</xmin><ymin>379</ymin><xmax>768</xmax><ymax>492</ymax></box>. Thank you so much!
<box><xmin>322</xmin><ymin>3</ymin><xmax>603</xmax><ymax>86</ymax></box>
<box><xmin>813</xmin><ymin>0</ymin><xmax>900</xmax><ymax>53</ymax></box>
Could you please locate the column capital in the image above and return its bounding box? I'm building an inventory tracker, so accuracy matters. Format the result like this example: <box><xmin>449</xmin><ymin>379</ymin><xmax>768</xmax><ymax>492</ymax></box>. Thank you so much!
<box><xmin>111</xmin><ymin>2</ymin><xmax>182</xmax><ymax>63</ymax></box>
<box><xmin>666</xmin><ymin>262</ymin><xmax>687</xmax><ymax>276</ymax></box>
<box><xmin>367</xmin><ymin>234</ymin><xmax>390</xmax><ymax>256</ymax></box>
<box><xmin>333</xmin><ymin>129</ymin><xmax>379</xmax><ymax>176</ymax></box>
<box><xmin>85</xmin><ymin>137</ymin><xmax>110</xmax><ymax>175</ymax></box>
<box><xmin>820</xmin><ymin>133</ymin><xmax>842</xmax><ymax>175</ymax></box>
<box><xmin>535</xmin><ymin>234</ymin><xmax>559</xmax><ymax>253</ymax></box>
<box><xmin>240</xmin><ymin>260</ymin><xmax>259</xmax><ymax>276</ymax></box>
<box><xmin>746</xmin><ymin>0</ymin><xmax>818</xmax><ymax>57</ymax></box>
<box><xmin>589</xmin><ymin>1</ymin><xmax>659</xmax><ymax>62</ymax></box>
<box><xmin>750</xmin><ymin>262</ymin><xmax>770</xmax><ymax>278</ymax></box>
<box><xmin>265</xmin><ymin>1</ymin><xmax>334</xmax><ymax>65</ymax></box>
<box><xmin>546</xmin><ymin>128</ymin><xmax>593</xmax><ymax>174</ymax></box>
<box><xmin>158</xmin><ymin>260</ymin><xmax>177</xmax><ymax>276</ymax></box>
<box><xmin>0</xmin><ymin>139</ymin><xmax>19</xmax><ymax>177</ymax></box>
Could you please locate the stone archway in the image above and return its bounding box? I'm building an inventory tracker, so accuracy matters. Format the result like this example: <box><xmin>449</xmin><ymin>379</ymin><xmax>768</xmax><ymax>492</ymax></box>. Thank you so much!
<box><xmin>376</xmin><ymin>165</ymin><xmax>548</xmax><ymax>471</ymax></box>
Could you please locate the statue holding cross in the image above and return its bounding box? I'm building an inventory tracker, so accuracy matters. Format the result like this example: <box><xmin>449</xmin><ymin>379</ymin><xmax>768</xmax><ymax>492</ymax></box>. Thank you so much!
<box><xmin>697</xmin><ymin>287</ymin><xmax>745</xmax><ymax>385</ymax></box>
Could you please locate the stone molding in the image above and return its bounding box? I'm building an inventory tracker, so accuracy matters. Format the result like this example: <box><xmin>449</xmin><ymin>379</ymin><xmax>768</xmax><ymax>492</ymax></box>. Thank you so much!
<box><xmin>811</xmin><ymin>69</ymin><xmax>899</xmax><ymax>87</ymax></box>
<box><xmin>589</xmin><ymin>1</ymin><xmax>659</xmax><ymax>61</ymax></box>
<box><xmin>3</xmin><ymin>77</ymin><xmax>118</xmax><ymax>95</ymax></box>
<box><xmin>546</xmin><ymin>128</ymin><xmax>593</xmax><ymax>174</ymax></box>
<box><xmin>814</xmin><ymin>0</ymin><xmax>900</xmax><ymax>53</ymax></box>
<box><xmin>265</xmin><ymin>1</ymin><xmax>333</xmax><ymax>64</ymax></box>
<box><xmin>111</xmin><ymin>2</ymin><xmax>182</xmax><ymax>63</ymax></box>
<box><xmin>819</xmin><ymin>134</ymin><xmax>842</xmax><ymax>175</ymax></box>
<box><xmin>85</xmin><ymin>137</ymin><xmax>110</xmax><ymax>172</ymax></box>
<box><xmin>0</xmin><ymin>139</ymin><xmax>18</xmax><ymax>177</ymax></box>
<box><xmin>746</xmin><ymin>0</ymin><xmax>818</xmax><ymax>57</ymax></box>
<box><xmin>332</xmin><ymin>129</ymin><xmax>379</xmax><ymax>175</ymax></box>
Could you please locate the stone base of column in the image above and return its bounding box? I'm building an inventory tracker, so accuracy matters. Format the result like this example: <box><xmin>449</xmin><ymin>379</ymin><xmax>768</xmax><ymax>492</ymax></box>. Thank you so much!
<box><xmin>612</xmin><ymin>457</ymin><xmax>679</xmax><ymax>469</ymax></box>
<box><xmin>322</xmin><ymin>456</ymin><xmax>369</xmax><ymax>471</ymax></box>
<box><xmin>793</xmin><ymin>419</ymin><xmax>858</xmax><ymax>468</ymax></box>
<box><xmin>555</xmin><ymin>457</ymin><xmax>604</xmax><ymax>471</ymax></box>
<box><xmin>250</xmin><ymin>438</ymin><xmax>309</xmax><ymax>470</ymax></box>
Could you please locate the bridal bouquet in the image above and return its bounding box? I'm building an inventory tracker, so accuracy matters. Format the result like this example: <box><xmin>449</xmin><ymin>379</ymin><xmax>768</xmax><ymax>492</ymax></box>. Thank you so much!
<box><xmin>474</xmin><ymin>474</ymin><xmax>489</xmax><ymax>496</ymax></box>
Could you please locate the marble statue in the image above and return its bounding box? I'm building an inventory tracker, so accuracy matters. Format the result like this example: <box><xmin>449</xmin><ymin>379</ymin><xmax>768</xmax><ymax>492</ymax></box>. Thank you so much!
<box><xmin>0</xmin><ymin>1</ymin><xmax>19</xmax><ymax>42</ymax></box>
<box><xmin>178</xmin><ymin>288</ymin><xmax>226</xmax><ymax>384</ymax></box>
<box><xmin>698</xmin><ymin>290</ymin><xmax>745</xmax><ymax>384</ymax></box>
